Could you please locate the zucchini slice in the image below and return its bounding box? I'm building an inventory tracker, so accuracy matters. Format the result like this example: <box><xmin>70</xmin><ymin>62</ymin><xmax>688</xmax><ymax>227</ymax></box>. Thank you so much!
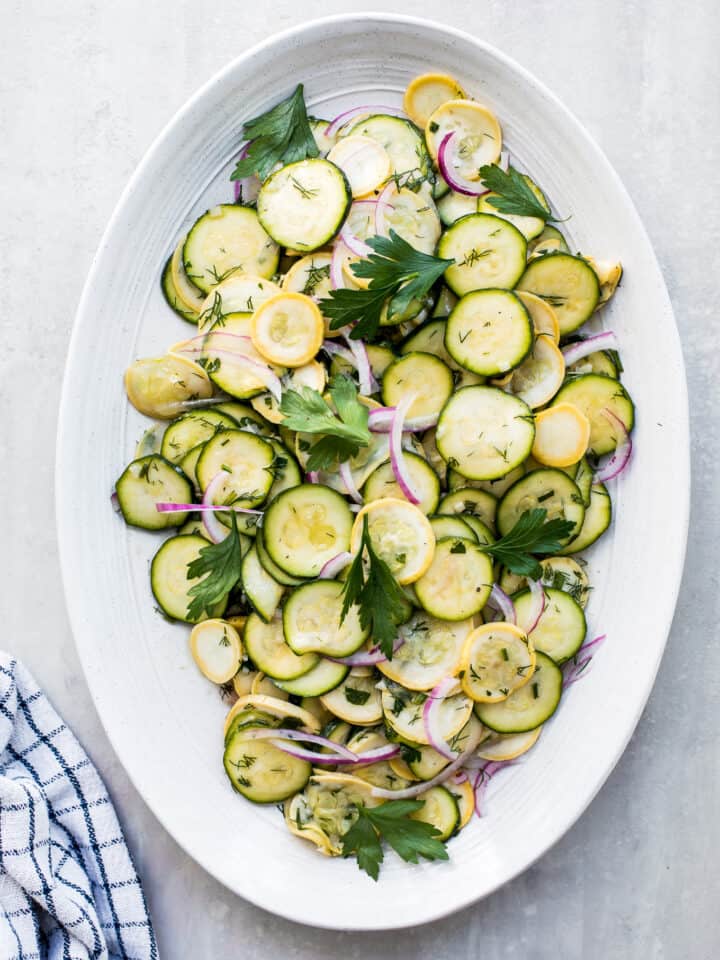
<box><xmin>404</xmin><ymin>73</ymin><xmax>466</xmax><ymax>128</ymax></box>
<box><xmin>559</xmin><ymin>483</ymin><xmax>612</xmax><ymax>554</ymax></box>
<box><xmin>195</xmin><ymin>429</ymin><xmax>275</xmax><ymax>508</ymax></box>
<box><xmin>437</xmin><ymin>190</ymin><xmax>478</xmax><ymax>226</ymax></box>
<box><xmin>150</xmin><ymin>534</ymin><xmax>228</xmax><ymax>623</ymax></box>
<box><xmin>255</xmin><ymin>529</ymin><xmax>304</xmax><ymax>586</ymax></box>
<box><xmin>425</xmin><ymin>99</ymin><xmax>502</xmax><ymax>174</ymax></box>
<box><xmin>183</xmin><ymin>205</ymin><xmax>279</xmax><ymax>294</ymax></box>
<box><xmin>224</xmin><ymin>726</ymin><xmax>311</xmax><ymax>803</ymax></box>
<box><xmin>363</xmin><ymin>454</ymin><xmax>441</xmax><ymax>515</ymax></box>
<box><xmin>474</xmin><ymin>651</ymin><xmax>562</xmax><ymax>733</ymax></box>
<box><xmin>438</xmin><ymin>488</ymin><xmax>498</xmax><ymax>531</ymax></box>
<box><xmin>410</xmin><ymin>786</ymin><xmax>460</xmax><ymax>841</ymax></box>
<box><xmin>189</xmin><ymin>618</ymin><xmax>243</xmax><ymax>684</ymax></box>
<box><xmin>528</xmin><ymin>225</ymin><xmax>569</xmax><ymax>258</ymax></box>
<box><xmin>115</xmin><ymin>455</ymin><xmax>192</xmax><ymax>530</ymax></box>
<box><xmin>436</xmin><ymin>386</ymin><xmax>535</xmax><ymax>480</ymax></box>
<box><xmin>283</xmin><ymin>580</ymin><xmax>369</xmax><ymax>657</ymax></box>
<box><xmin>243</xmin><ymin>613</ymin><xmax>318</xmax><ymax>681</ymax></box>
<box><xmin>517</xmin><ymin>253</ymin><xmax>600</xmax><ymax>335</ymax></box>
<box><xmin>497</xmin><ymin>468</ymin><xmax>585</xmax><ymax>544</ymax></box>
<box><xmin>446</xmin><ymin>289</ymin><xmax>533</xmax><ymax>377</ymax></box>
<box><xmin>241</xmin><ymin>545</ymin><xmax>284</xmax><ymax>622</ymax></box>
<box><xmin>500</xmin><ymin>556</ymin><xmax>591</xmax><ymax>607</ymax></box>
<box><xmin>381</xmin><ymin>352</ymin><xmax>454</xmax><ymax>420</ymax></box>
<box><xmin>251</xmin><ymin>292</ymin><xmax>324</xmax><ymax>367</ymax></box>
<box><xmin>170</xmin><ymin>239</ymin><xmax>206</xmax><ymax>314</ymax></box>
<box><xmin>415</xmin><ymin>537</ymin><xmax>494</xmax><ymax>621</ymax></box>
<box><xmin>429</xmin><ymin>515</ymin><xmax>477</xmax><ymax>543</ymax></box>
<box><xmin>320</xmin><ymin>671</ymin><xmax>383</xmax><ymax>725</ymax></box>
<box><xmin>212</xmin><ymin>401</ymin><xmax>274</xmax><ymax>434</ymax></box>
<box><xmin>275</xmin><ymin>658</ymin><xmax>349</xmax><ymax>698</ymax></box>
<box><xmin>439</xmin><ymin>214</ymin><xmax>527</xmax><ymax>296</ymax></box>
<box><xmin>380</xmin><ymin>187</ymin><xmax>442</xmax><ymax>255</ymax></box>
<box><xmin>377</xmin><ymin>613</ymin><xmax>474</xmax><ymax>691</ymax></box>
<box><xmin>448</xmin><ymin>463</ymin><xmax>525</xmax><ymax>498</ymax></box>
<box><xmin>554</xmin><ymin>374</ymin><xmax>635</xmax><ymax>456</ymax></box>
<box><xmin>197</xmin><ymin>275</ymin><xmax>281</xmax><ymax>329</ymax></box>
<box><xmin>345</xmin><ymin>114</ymin><xmax>433</xmax><ymax>184</ymax></box>
<box><xmin>381</xmin><ymin>681</ymin><xmax>473</xmax><ymax>744</ymax></box>
<box><xmin>514</xmin><ymin>587</ymin><xmax>586</xmax><ymax>664</ymax></box>
<box><xmin>161</xmin><ymin>256</ymin><xmax>197</xmax><ymax>323</ymax></box>
<box><xmin>262</xmin><ymin>484</ymin><xmax>354</xmax><ymax>578</ymax></box>
<box><xmin>281</xmin><ymin>252</ymin><xmax>333</xmax><ymax>304</ymax></box>
<box><xmin>460</xmin><ymin>622</ymin><xmax>536</xmax><ymax>702</ymax></box>
<box><xmin>160</xmin><ymin>409</ymin><xmax>236</xmax><ymax>464</ymax></box>
<box><xmin>257</xmin><ymin>158</ymin><xmax>351</xmax><ymax>251</ymax></box>
<box><xmin>350</xmin><ymin>498</ymin><xmax>436</xmax><ymax>585</ymax></box>
<box><xmin>125</xmin><ymin>355</ymin><xmax>213</xmax><ymax>421</ymax></box>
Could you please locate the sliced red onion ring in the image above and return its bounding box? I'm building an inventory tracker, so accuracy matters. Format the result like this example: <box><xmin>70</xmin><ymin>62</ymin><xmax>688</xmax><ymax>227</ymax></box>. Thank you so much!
<box><xmin>155</xmin><ymin>502</ymin><xmax>263</xmax><ymax>515</ymax></box>
<box><xmin>422</xmin><ymin>677</ymin><xmax>460</xmax><ymax>760</ymax></box>
<box><xmin>110</xmin><ymin>491</ymin><xmax>121</xmax><ymax>514</ymax></box>
<box><xmin>330</xmin><ymin>240</ymin><xmax>349</xmax><ymax>290</ymax></box>
<box><xmin>562</xmin><ymin>331</ymin><xmax>619</xmax><ymax>366</ymax></box>
<box><xmin>370</xmin><ymin>745</ymin><xmax>475</xmax><ymax>800</ymax></box>
<box><xmin>232</xmin><ymin>142</ymin><xmax>261</xmax><ymax>204</ymax></box>
<box><xmin>328</xmin><ymin>635</ymin><xmax>406</xmax><ymax>667</ymax></box>
<box><xmin>593</xmin><ymin>410</ymin><xmax>632</xmax><ymax>483</ymax></box>
<box><xmin>438</xmin><ymin>132</ymin><xmax>491</xmax><ymax>197</ymax></box>
<box><xmin>343</xmin><ymin>334</ymin><xmax>378</xmax><ymax>395</ymax></box>
<box><xmin>525</xmin><ymin>579</ymin><xmax>546</xmax><ymax>634</ymax></box>
<box><xmin>339</xmin><ymin>460</ymin><xmax>363</xmax><ymax>504</ymax></box>
<box><xmin>242</xmin><ymin>727</ymin><xmax>357</xmax><ymax>760</ymax></box>
<box><xmin>389</xmin><ymin>394</ymin><xmax>422</xmax><ymax>504</ymax></box>
<box><xmin>318</xmin><ymin>551</ymin><xmax>353</xmax><ymax>580</ymax></box>
<box><xmin>306</xmin><ymin>471</ymin><xmax>320</xmax><ymax>484</ymax></box>
<box><xmin>488</xmin><ymin>584</ymin><xmax>517</xmax><ymax>624</ymax></box>
<box><xmin>563</xmin><ymin>633</ymin><xmax>607</xmax><ymax>688</ymax></box>
<box><xmin>326</xmin><ymin>104</ymin><xmax>407</xmax><ymax>138</ymax></box>
<box><xmin>321</xmin><ymin>340</ymin><xmax>356</xmax><ymax>365</ymax></box>
<box><xmin>449</xmin><ymin>770</ymin><xmax>468</xmax><ymax>785</ymax></box>
<box><xmin>374</xmin><ymin>181</ymin><xmax>397</xmax><ymax>235</ymax></box>
<box><xmin>340</xmin><ymin>221</ymin><xmax>372</xmax><ymax>258</ymax></box>
<box><xmin>272</xmin><ymin>742</ymin><xmax>401</xmax><ymax>766</ymax></box>
<box><xmin>173</xmin><ymin>343</ymin><xmax>282</xmax><ymax>402</ymax></box>
<box><xmin>201</xmin><ymin>470</ymin><xmax>232</xmax><ymax>543</ymax></box>
<box><xmin>367</xmin><ymin>407</ymin><xmax>439</xmax><ymax>433</ymax></box>
<box><xmin>472</xmin><ymin>760</ymin><xmax>517</xmax><ymax>817</ymax></box>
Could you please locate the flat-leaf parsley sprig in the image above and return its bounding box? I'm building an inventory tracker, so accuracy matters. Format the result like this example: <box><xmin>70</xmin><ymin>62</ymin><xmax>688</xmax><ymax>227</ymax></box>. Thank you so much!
<box><xmin>341</xmin><ymin>799</ymin><xmax>448</xmax><ymax>881</ymax></box>
<box><xmin>478</xmin><ymin>163</ymin><xmax>560</xmax><ymax>223</ymax></box>
<box><xmin>320</xmin><ymin>230</ymin><xmax>453</xmax><ymax>341</ymax></box>
<box><xmin>481</xmin><ymin>508</ymin><xmax>576</xmax><ymax>579</ymax></box>
<box><xmin>279</xmin><ymin>374</ymin><xmax>371</xmax><ymax>472</ymax></box>
<box><xmin>185</xmin><ymin>513</ymin><xmax>244</xmax><ymax>621</ymax></box>
<box><xmin>340</xmin><ymin>515</ymin><xmax>409</xmax><ymax>659</ymax></box>
<box><xmin>231</xmin><ymin>84</ymin><xmax>318</xmax><ymax>183</ymax></box>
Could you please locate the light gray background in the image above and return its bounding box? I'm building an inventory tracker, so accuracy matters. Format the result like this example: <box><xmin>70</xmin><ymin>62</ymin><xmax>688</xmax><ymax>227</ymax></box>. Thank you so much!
<box><xmin>2</xmin><ymin>1</ymin><xmax>718</xmax><ymax>957</ymax></box>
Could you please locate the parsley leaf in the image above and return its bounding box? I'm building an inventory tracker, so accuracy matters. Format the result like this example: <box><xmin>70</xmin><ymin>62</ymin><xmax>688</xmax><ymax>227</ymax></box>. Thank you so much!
<box><xmin>342</xmin><ymin>800</ymin><xmax>448</xmax><ymax>881</ymax></box>
<box><xmin>231</xmin><ymin>84</ymin><xmax>319</xmax><ymax>183</ymax></box>
<box><xmin>320</xmin><ymin>230</ymin><xmax>453</xmax><ymax>340</ymax></box>
<box><xmin>340</xmin><ymin>515</ymin><xmax>409</xmax><ymax>659</ymax></box>
<box><xmin>185</xmin><ymin>513</ymin><xmax>244</xmax><ymax>620</ymax></box>
<box><xmin>279</xmin><ymin>375</ymin><xmax>370</xmax><ymax>471</ymax></box>
<box><xmin>481</xmin><ymin>508</ymin><xmax>576</xmax><ymax>579</ymax></box>
<box><xmin>478</xmin><ymin>164</ymin><xmax>555</xmax><ymax>222</ymax></box>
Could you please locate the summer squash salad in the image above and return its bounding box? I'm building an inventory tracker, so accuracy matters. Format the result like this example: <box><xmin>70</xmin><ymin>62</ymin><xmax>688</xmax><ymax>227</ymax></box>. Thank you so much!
<box><xmin>114</xmin><ymin>72</ymin><xmax>634</xmax><ymax>879</ymax></box>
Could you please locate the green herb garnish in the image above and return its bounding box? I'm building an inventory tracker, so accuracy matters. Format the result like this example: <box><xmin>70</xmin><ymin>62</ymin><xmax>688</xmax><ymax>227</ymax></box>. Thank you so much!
<box><xmin>279</xmin><ymin>374</ymin><xmax>370</xmax><ymax>472</ymax></box>
<box><xmin>478</xmin><ymin>164</ymin><xmax>556</xmax><ymax>222</ymax></box>
<box><xmin>481</xmin><ymin>508</ymin><xmax>576</xmax><ymax>579</ymax></box>
<box><xmin>231</xmin><ymin>84</ymin><xmax>318</xmax><ymax>182</ymax></box>
<box><xmin>320</xmin><ymin>230</ymin><xmax>453</xmax><ymax>340</ymax></box>
<box><xmin>340</xmin><ymin>516</ymin><xmax>409</xmax><ymax>659</ymax></box>
<box><xmin>341</xmin><ymin>800</ymin><xmax>448</xmax><ymax>880</ymax></box>
<box><xmin>186</xmin><ymin>513</ymin><xmax>243</xmax><ymax>620</ymax></box>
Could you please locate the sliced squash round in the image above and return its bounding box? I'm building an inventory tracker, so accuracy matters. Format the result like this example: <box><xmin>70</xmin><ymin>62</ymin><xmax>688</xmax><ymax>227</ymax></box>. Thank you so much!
<box><xmin>350</xmin><ymin>498</ymin><xmax>436</xmax><ymax>585</ymax></box>
<box><xmin>251</xmin><ymin>292</ymin><xmax>324</xmax><ymax>367</ymax></box>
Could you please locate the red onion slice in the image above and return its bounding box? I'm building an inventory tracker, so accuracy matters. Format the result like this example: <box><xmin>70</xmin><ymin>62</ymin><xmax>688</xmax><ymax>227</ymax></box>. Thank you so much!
<box><xmin>173</xmin><ymin>342</ymin><xmax>282</xmax><ymax>402</ymax></box>
<box><xmin>593</xmin><ymin>410</ymin><xmax>632</xmax><ymax>483</ymax></box>
<box><xmin>563</xmin><ymin>633</ymin><xmax>607</xmax><ymax>688</ymax></box>
<box><xmin>374</xmin><ymin>181</ymin><xmax>397</xmax><ymax>235</ymax></box>
<box><xmin>317</xmin><ymin>551</ymin><xmax>353</xmax><ymax>580</ymax></box>
<box><xmin>525</xmin><ymin>579</ymin><xmax>546</xmax><ymax>634</ymax></box>
<box><xmin>339</xmin><ymin>460</ymin><xmax>364</xmax><ymax>504</ymax></box>
<box><xmin>330</xmin><ymin>240</ymin><xmax>349</xmax><ymax>291</ymax></box>
<box><xmin>340</xmin><ymin>220</ymin><xmax>373</xmax><ymax>258</ymax></box>
<box><xmin>562</xmin><ymin>331</ymin><xmax>619</xmax><ymax>366</ymax></box>
<box><xmin>370</xmin><ymin>744</ymin><xmax>476</xmax><ymax>800</ymax></box>
<box><xmin>488</xmin><ymin>584</ymin><xmax>517</xmax><ymax>624</ymax></box>
<box><xmin>389</xmin><ymin>395</ymin><xmax>422</xmax><ymax>504</ymax></box>
<box><xmin>321</xmin><ymin>340</ymin><xmax>356</xmax><ymax>366</ymax></box>
<box><xmin>438</xmin><ymin>132</ymin><xmax>491</xmax><ymax>197</ymax></box>
<box><xmin>328</xmin><ymin>635</ymin><xmax>406</xmax><ymax>667</ymax></box>
<box><xmin>305</xmin><ymin>471</ymin><xmax>320</xmax><ymax>484</ymax></box>
<box><xmin>243</xmin><ymin>727</ymin><xmax>357</xmax><ymax>760</ymax></box>
<box><xmin>472</xmin><ymin>760</ymin><xmax>517</xmax><ymax>817</ymax></box>
<box><xmin>343</xmin><ymin>334</ymin><xmax>378</xmax><ymax>395</ymax></box>
<box><xmin>201</xmin><ymin>470</ymin><xmax>232</xmax><ymax>543</ymax></box>
<box><xmin>155</xmin><ymin>502</ymin><xmax>263</xmax><ymax>515</ymax></box>
<box><xmin>368</xmin><ymin>407</ymin><xmax>439</xmax><ymax>433</ymax></box>
<box><xmin>422</xmin><ymin>677</ymin><xmax>460</xmax><ymax>760</ymax></box>
<box><xmin>110</xmin><ymin>491</ymin><xmax>121</xmax><ymax>514</ymax></box>
<box><xmin>326</xmin><ymin>104</ymin><xmax>407</xmax><ymax>138</ymax></box>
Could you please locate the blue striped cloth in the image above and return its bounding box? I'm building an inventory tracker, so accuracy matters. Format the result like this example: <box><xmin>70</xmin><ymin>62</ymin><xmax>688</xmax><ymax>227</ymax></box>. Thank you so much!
<box><xmin>0</xmin><ymin>654</ymin><xmax>158</xmax><ymax>960</ymax></box>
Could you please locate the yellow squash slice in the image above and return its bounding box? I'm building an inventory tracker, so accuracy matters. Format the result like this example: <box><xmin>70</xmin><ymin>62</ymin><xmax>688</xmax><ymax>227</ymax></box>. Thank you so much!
<box><xmin>251</xmin><ymin>292</ymin><xmax>325</xmax><ymax>367</ymax></box>
<box><xmin>460</xmin><ymin>622</ymin><xmax>536</xmax><ymax>703</ymax></box>
<box><xmin>532</xmin><ymin>402</ymin><xmax>591</xmax><ymax>467</ymax></box>
<box><xmin>350</xmin><ymin>498</ymin><xmax>436</xmax><ymax>584</ymax></box>
<box><xmin>404</xmin><ymin>72</ymin><xmax>466</xmax><ymax>128</ymax></box>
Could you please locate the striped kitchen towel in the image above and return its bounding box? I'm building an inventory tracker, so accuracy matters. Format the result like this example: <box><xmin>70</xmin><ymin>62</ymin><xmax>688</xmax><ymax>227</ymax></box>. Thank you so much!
<box><xmin>0</xmin><ymin>653</ymin><xmax>158</xmax><ymax>960</ymax></box>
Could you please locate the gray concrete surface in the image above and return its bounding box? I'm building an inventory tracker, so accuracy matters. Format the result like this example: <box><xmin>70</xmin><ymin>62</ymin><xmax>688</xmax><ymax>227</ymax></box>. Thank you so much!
<box><xmin>2</xmin><ymin>1</ymin><xmax>718</xmax><ymax>956</ymax></box>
